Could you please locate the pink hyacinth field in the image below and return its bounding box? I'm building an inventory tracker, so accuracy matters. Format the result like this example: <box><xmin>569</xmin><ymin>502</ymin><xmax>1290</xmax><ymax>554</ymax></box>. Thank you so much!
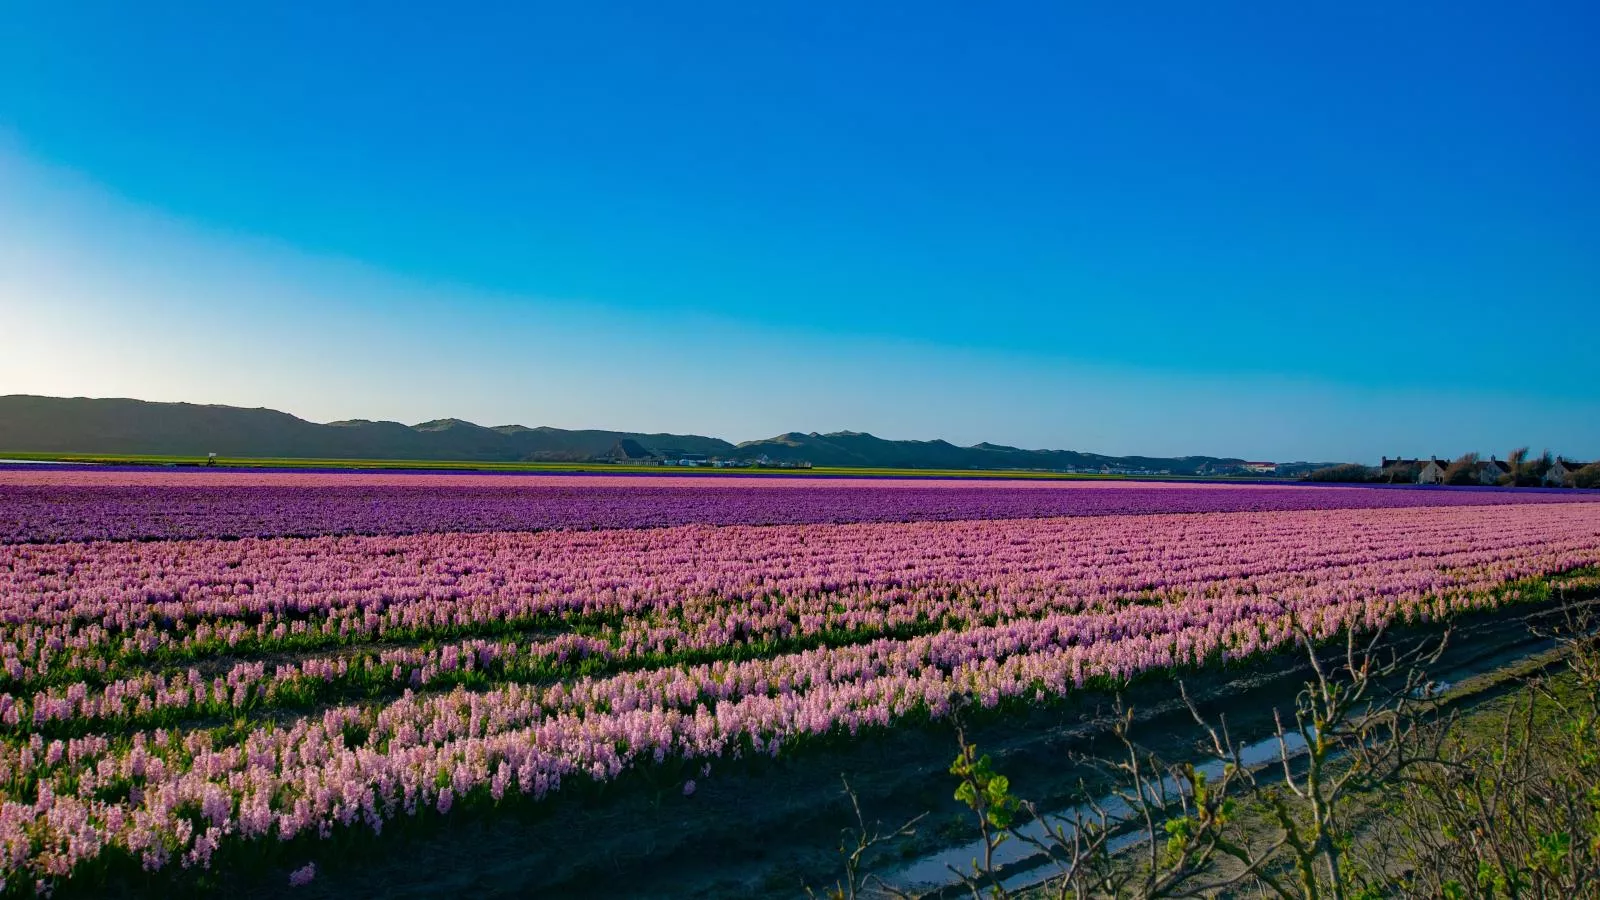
<box><xmin>1</xmin><ymin>470</ymin><xmax>1598</xmax><ymax>897</ymax></box>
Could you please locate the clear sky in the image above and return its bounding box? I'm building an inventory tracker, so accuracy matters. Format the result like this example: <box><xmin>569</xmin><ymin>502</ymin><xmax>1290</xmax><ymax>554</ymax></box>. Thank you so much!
<box><xmin>2</xmin><ymin>2</ymin><xmax>1596</xmax><ymax>462</ymax></box>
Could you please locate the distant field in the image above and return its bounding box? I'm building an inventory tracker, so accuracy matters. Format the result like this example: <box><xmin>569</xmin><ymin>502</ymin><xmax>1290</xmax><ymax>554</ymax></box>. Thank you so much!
<box><xmin>0</xmin><ymin>449</ymin><xmax>1181</xmax><ymax>480</ymax></box>
<box><xmin>9</xmin><ymin>469</ymin><xmax>1595</xmax><ymax>545</ymax></box>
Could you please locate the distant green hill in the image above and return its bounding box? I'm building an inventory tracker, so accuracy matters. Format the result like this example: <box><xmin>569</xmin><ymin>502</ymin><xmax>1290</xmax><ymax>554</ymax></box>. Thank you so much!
<box><xmin>0</xmin><ymin>396</ymin><xmax>733</xmax><ymax>462</ymax></box>
<box><xmin>731</xmin><ymin>430</ymin><xmax>1252</xmax><ymax>474</ymax></box>
<box><xmin>0</xmin><ymin>395</ymin><xmax>1311</xmax><ymax>473</ymax></box>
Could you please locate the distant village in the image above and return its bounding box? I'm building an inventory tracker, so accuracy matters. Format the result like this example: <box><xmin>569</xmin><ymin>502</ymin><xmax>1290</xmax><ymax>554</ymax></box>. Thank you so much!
<box><xmin>1377</xmin><ymin>455</ymin><xmax>1592</xmax><ymax>487</ymax></box>
<box><xmin>596</xmin><ymin>440</ymin><xmax>814</xmax><ymax>469</ymax></box>
<box><xmin>1049</xmin><ymin>461</ymin><xmax>1290</xmax><ymax>477</ymax></box>
<box><xmin>592</xmin><ymin>439</ymin><xmax>1321</xmax><ymax>477</ymax></box>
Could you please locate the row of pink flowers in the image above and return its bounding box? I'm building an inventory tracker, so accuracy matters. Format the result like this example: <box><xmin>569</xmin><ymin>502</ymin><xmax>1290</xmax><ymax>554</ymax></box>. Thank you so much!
<box><xmin>12</xmin><ymin>634</ymin><xmax>612</xmax><ymax>730</ymax></box>
<box><xmin>2</xmin><ymin>504</ymin><xmax>1596</xmax><ymax>690</ymax></box>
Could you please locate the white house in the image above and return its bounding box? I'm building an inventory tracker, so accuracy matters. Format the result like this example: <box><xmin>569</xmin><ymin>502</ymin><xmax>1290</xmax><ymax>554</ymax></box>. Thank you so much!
<box><xmin>1476</xmin><ymin>457</ymin><xmax>1511</xmax><ymax>486</ymax></box>
<box><xmin>1379</xmin><ymin>457</ymin><xmax>1427</xmax><ymax>483</ymax></box>
<box><xmin>1416</xmin><ymin>459</ymin><xmax>1447</xmax><ymax>485</ymax></box>
<box><xmin>1544</xmin><ymin>458</ymin><xmax>1590</xmax><ymax>487</ymax></box>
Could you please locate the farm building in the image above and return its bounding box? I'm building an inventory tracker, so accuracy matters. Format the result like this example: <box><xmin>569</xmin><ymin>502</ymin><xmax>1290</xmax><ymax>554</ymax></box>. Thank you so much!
<box><xmin>1380</xmin><ymin>457</ymin><xmax>1425</xmax><ymax>482</ymax></box>
<box><xmin>1379</xmin><ymin>456</ymin><xmax>1469</xmax><ymax>485</ymax></box>
<box><xmin>1544</xmin><ymin>458</ymin><xmax>1591</xmax><ymax>487</ymax></box>
<box><xmin>1415</xmin><ymin>459</ymin><xmax>1447</xmax><ymax>485</ymax></box>
<box><xmin>1475</xmin><ymin>458</ymin><xmax>1512</xmax><ymax>485</ymax></box>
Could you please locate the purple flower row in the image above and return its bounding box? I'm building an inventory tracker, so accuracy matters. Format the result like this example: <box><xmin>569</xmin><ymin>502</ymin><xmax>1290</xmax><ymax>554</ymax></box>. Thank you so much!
<box><xmin>2</xmin><ymin>470</ymin><xmax>1592</xmax><ymax>544</ymax></box>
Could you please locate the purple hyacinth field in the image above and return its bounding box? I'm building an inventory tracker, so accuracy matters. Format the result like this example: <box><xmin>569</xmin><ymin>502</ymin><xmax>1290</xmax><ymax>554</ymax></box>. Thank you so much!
<box><xmin>1</xmin><ymin>469</ymin><xmax>1598</xmax><ymax>896</ymax></box>
<box><xmin>2</xmin><ymin>469</ymin><xmax>1592</xmax><ymax>543</ymax></box>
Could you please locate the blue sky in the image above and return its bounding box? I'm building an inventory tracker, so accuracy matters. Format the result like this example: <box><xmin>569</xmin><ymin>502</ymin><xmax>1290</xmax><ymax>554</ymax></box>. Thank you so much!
<box><xmin>2</xmin><ymin>2</ymin><xmax>1596</xmax><ymax>461</ymax></box>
